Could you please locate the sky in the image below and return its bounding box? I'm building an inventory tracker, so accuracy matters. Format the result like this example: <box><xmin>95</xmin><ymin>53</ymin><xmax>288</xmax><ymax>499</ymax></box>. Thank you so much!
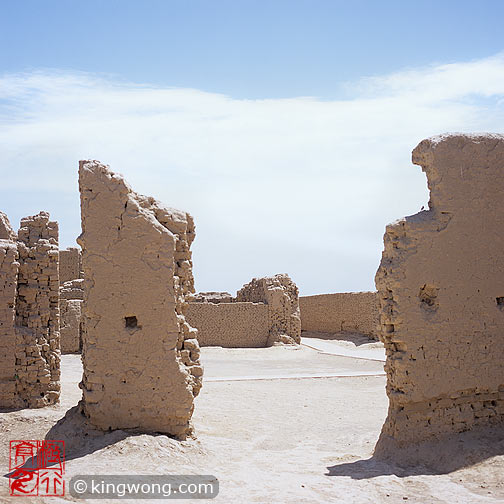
<box><xmin>1</xmin><ymin>1</ymin><xmax>504</xmax><ymax>295</ymax></box>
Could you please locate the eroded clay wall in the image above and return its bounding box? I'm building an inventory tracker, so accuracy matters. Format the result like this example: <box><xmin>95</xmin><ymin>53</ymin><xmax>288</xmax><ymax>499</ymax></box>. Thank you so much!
<box><xmin>374</xmin><ymin>134</ymin><xmax>504</xmax><ymax>454</ymax></box>
<box><xmin>299</xmin><ymin>292</ymin><xmax>379</xmax><ymax>338</ymax></box>
<box><xmin>186</xmin><ymin>302</ymin><xmax>269</xmax><ymax>347</ymax></box>
<box><xmin>15</xmin><ymin>212</ymin><xmax>61</xmax><ymax>407</ymax></box>
<box><xmin>78</xmin><ymin>160</ymin><xmax>202</xmax><ymax>438</ymax></box>
<box><xmin>59</xmin><ymin>247</ymin><xmax>82</xmax><ymax>284</ymax></box>
<box><xmin>236</xmin><ymin>274</ymin><xmax>301</xmax><ymax>345</ymax></box>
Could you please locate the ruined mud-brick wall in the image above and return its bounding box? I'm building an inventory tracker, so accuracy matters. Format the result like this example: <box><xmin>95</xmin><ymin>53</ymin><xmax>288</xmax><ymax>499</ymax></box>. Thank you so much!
<box><xmin>78</xmin><ymin>160</ymin><xmax>202</xmax><ymax>438</ymax></box>
<box><xmin>0</xmin><ymin>212</ymin><xmax>20</xmax><ymax>408</ymax></box>
<box><xmin>374</xmin><ymin>134</ymin><xmax>504</xmax><ymax>454</ymax></box>
<box><xmin>299</xmin><ymin>292</ymin><xmax>379</xmax><ymax>339</ymax></box>
<box><xmin>60</xmin><ymin>279</ymin><xmax>83</xmax><ymax>353</ymax></box>
<box><xmin>191</xmin><ymin>291</ymin><xmax>234</xmax><ymax>304</ymax></box>
<box><xmin>236</xmin><ymin>274</ymin><xmax>301</xmax><ymax>345</ymax></box>
<box><xmin>59</xmin><ymin>247</ymin><xmax>82</xmax><ymax>284</ymax></box>
<box><xmin>15</xmin><ymin>213</ymin><xmax>61</xmax><ymax>407</ymax></box>
<box><xmin>59</xmin><ymin>248</ymin><xmax>84</xmax><ymax>353</ymax></box>
<box><xmin>0</xmin><ymin>212</ymin><xmax>61</xmax><ymax>408</ymax></box>
<box><xmin>186</xmin><ymin>302</ymin><xmax>269</xmax><ymax>347</ymax></box>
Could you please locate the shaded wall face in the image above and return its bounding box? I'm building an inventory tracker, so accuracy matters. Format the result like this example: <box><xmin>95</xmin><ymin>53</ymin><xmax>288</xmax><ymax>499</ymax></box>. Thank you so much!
<box><xmin>78</xmin><ymin>160</ymin><xmax>201</xmax><ymax>439</ymax></box>
<box><xmin>0</xmin><ymin>240</ymin><xmax>19</xmax><ymax>408</ymax></box>
<box><xmin>374</xmin><ymin>134</ymin><xmax>504</xmax><ymax>453</ymax></box>
<box><xmin>186</xmin><ymin>302</ymin><xmax>269</xmax><ymax>347</ymax></box>
<box><xmin>299</xmin><ymin>292</ymin><xmax>379</xmax><ymax>338</ymax></box>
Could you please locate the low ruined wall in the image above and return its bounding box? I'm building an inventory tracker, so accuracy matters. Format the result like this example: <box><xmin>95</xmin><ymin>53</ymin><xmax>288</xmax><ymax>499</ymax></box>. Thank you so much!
<box><xmin>186</xmin><ymin>302</ymin><xmax>269</xmax><ymax>347</ymax></box>
<box><xmin>78</xmin><ymin>160</ymin><xmax>201</xmax><ymax>438</ymax></box>
<box><xmin>59</xmin><ymin>247</ymin><xmax>82</xmax><ymax>284</ymax></box>
<box><xmin>299</xmin><ymin>292</ymin><xmax>379</xmax><ymax>338</ymax></box>
<box><xmin>374</xmin><ymin>134</ymin><xmax>504</xmax><ymax>455</ymax></box>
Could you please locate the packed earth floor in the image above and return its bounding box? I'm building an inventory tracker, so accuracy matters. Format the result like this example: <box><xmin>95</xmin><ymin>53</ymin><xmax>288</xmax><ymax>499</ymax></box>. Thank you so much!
<box><xmin>0</xmin><ymin>335</ymin><xmax>503</xmax><ymax>504</ymax></box>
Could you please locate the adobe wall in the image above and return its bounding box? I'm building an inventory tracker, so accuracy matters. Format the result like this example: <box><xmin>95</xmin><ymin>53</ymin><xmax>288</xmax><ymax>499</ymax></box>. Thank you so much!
<box><xmin>15</xmin><ymin>212</ymin><xmax>61</xmax><ymax>407</ymax></box>
<box><xmin>374</xmin><ymin>134</ymin><xmax>504</xmax><ymax>455</ymax></box>
<box><xmin>78</xmin><ymin>160</ymin><xmax>202</xmax><ymax>438</ymax></box>
<box><xmin>60</xmin><ymin>279</ymin><xmax>84</xmax><ymax>353</ymax></box>
<box><xmin>186</xmin><ymin>302</ymin><xmax>269</xmax><ymax>347</ymax></box>
<box><xmin>299</xmin><ymin>292</ymin><xmax>379</xmax><ymax>339</ymax></box>
<box><xmin>59</xmin><ymin>247</ymin><xmax>82</xmax><ymax>284</ymax></box>
<box><xmin>0</xmin><ymin>238</ymin><xmax>19</xmax><ymax>408</ymax></box>
<box><xmin>236</xmin><ymin>274</ymin><xmax>301</xmax><ymax>345</ymax></box>
<box><xmin>0</xmin><ymin>211</ymin><xmax>61</xmax><ymax>409</ymax></box>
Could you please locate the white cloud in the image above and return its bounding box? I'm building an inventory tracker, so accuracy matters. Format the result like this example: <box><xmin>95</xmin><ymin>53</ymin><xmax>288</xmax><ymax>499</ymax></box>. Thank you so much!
<box><xmin>1</xmin><ymin>54</ymin><xmax>504</xmax><ymax>295</ymax></box>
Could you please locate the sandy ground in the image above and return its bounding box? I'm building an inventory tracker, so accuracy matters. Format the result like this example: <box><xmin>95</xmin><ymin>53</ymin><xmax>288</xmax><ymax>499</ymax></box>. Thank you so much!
<box><xmin>0</xmin><ymin>336</ymin><xmax>503</xmax><ymax>503</ymax></box>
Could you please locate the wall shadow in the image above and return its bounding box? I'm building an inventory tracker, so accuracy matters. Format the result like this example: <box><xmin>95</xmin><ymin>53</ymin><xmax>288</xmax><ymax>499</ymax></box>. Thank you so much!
<box><xmin>326</xmin><ymin>424</ymin><xmax>504</xmax><ymax>479</ymax></box>
<box><xmin>302</xmin><ymin>330</ymin><xmax>376</xmax><ymax>346</ymax></box>
<box><xmin>4</xmin><ymin>405</ymin><xmax>175</xmax><ymax>479</ymax></box>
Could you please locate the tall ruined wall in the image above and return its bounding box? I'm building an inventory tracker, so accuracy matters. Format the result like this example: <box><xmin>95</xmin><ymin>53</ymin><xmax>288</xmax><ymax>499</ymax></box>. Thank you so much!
<box><xmin>78</xmin><ymin>160</ymin><xmax>201</xmax><ymax>438</ymax></box>
<box><xmin>299</xmin><ymin>292</ymin><xmax>379</xmax><ymax>338</ymax></box>
<box><xmin>0</xmin><ymin>238</ymin><xmax>19</xmax><ymax>408</ymax></box>
<box><xmin>186</xmin><ymin>302</ymin><xmax>269</xmax><ymax>347</ymax></box>
<box><xmin>374</xmin><ymin>134</ymin><xmax>504</xmax><ymax>455</ymax></box>
<box><xmin>15</xmin><ymin>212</ymin><xmax>61</xmax><ymax>407</ymax></box>
<box><xmin>236</xmin><ymin>274</ymin><xmax>301</xmax><ymax>345</ymax></box>
<box><xmin>59</xmin><ymin>247</ymin><xmax>82</xmax><ymax>284</ymax></box>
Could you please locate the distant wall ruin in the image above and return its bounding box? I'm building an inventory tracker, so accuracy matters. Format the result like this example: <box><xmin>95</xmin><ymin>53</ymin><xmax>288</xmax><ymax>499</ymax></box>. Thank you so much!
<box><xmin>60</xmin><ymin>279</ymin><xmax>83</xmax><ymax>353</ymax></box>
<box><xmin>59</xmin><ymin>247</ymin><xmax>82</xmax><ymax>284</ymax></box>
<box><xmin>236</xmin><ymin>274</ymin><xmax>301</xmax><ymax>345</ymax></box>
<box><xmin>0</xmin><ymin>211</ymin><xmax>60</xmax><ymax>409</ymax></box>
<box><xmin>374</xmin><ymin>134</ymin><xmax>504</xmax><ymax>455</ymax></box>
<box><xmin>59</xmin><ymin>247</ymin><xmax>84</xmax><ymax>354</ymax></box>
<box><xmin>78</xmin><ymin>160</ymin><xmax>202</xmax><ymax>438</ymax></box>
<box><xmin>186</xmin><ymin>302</ymin><xmax>269</xmax><ymax>347</ymax></box>
<box><xmin>187</xmin><ymin>274</ymin><xmax>301</xmax><ymax>347</ymax></box>
<box><xmin>299</xmin><ymin>292</ymin><xmax>379</xmax><ymax>339</ymax></box>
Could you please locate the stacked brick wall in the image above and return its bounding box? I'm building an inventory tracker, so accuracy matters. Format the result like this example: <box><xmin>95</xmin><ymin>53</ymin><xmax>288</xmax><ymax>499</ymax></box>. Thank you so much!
<box><xmin>0</xmin><ymin>211</ymin><xmax>61</xmax><ymax>409</ymax></box>
<box><xmin>59</xmin><ymin>247</ymin><xmax>82</xmax><ymax>284</ymax></box>
<box><xmin>186</xmin><ymin>302</ymin><xmax>269</xmax><ymax>347</ymax></box>
<box><xmin>299</xmin><ymin>292</ymin><xmax>379</xmax><ymax>339</ymax></box>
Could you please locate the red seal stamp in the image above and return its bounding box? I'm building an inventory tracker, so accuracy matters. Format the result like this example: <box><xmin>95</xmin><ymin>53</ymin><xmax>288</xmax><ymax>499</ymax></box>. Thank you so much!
<box><xmin>9</xmin><ymin>440</ymin><xmax>65</xmax><ymax>496</ymax></box>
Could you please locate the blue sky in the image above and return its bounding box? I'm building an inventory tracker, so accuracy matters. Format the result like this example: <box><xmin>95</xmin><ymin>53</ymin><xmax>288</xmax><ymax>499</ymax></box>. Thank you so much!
<box><xmin>3</xmin><ymin>0</ymin><xmax>504</xmax><ymax>98</ymax></box>
<box><xmin>1</xmin><ymin>1</ymin><xmax>504</xmax><ymax>295</ymax></box>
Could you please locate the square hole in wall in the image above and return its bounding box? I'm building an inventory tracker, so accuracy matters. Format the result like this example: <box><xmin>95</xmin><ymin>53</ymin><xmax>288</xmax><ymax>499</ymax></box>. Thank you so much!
<box><xmin>125</xmin><ymin>316</ymin><xmax>138</xmax><ymax>328</ymax></box>
<box><xmin>496</xmin><ymin>297</ymin><xmax>504</xmax><ymax>310</ymax></box>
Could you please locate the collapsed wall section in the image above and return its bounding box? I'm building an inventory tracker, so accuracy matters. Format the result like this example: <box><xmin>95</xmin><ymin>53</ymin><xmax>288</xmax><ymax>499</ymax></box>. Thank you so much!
<box><xmin>236</xmin><ymin>274</ymin><xmax>301</xmax><ymax>345</ymax></box>
<box><xmin>186</xmin><ymin>302</ymin><xmax>269</xmax><ymax>347</ymax></box>
<box><xmin>78</xmin><ymin>160</ymin><xmax>201</xmax><ymax>438</ymax></box>
<box><xmin>374</xmin><ymin>134</ymin><xmax>504</xmax><ymax>454</ymax></box>
<box><xmin>299</xmin><ymin>292</ymin><xmax>379</xmax><ymax>339</ymax></box>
